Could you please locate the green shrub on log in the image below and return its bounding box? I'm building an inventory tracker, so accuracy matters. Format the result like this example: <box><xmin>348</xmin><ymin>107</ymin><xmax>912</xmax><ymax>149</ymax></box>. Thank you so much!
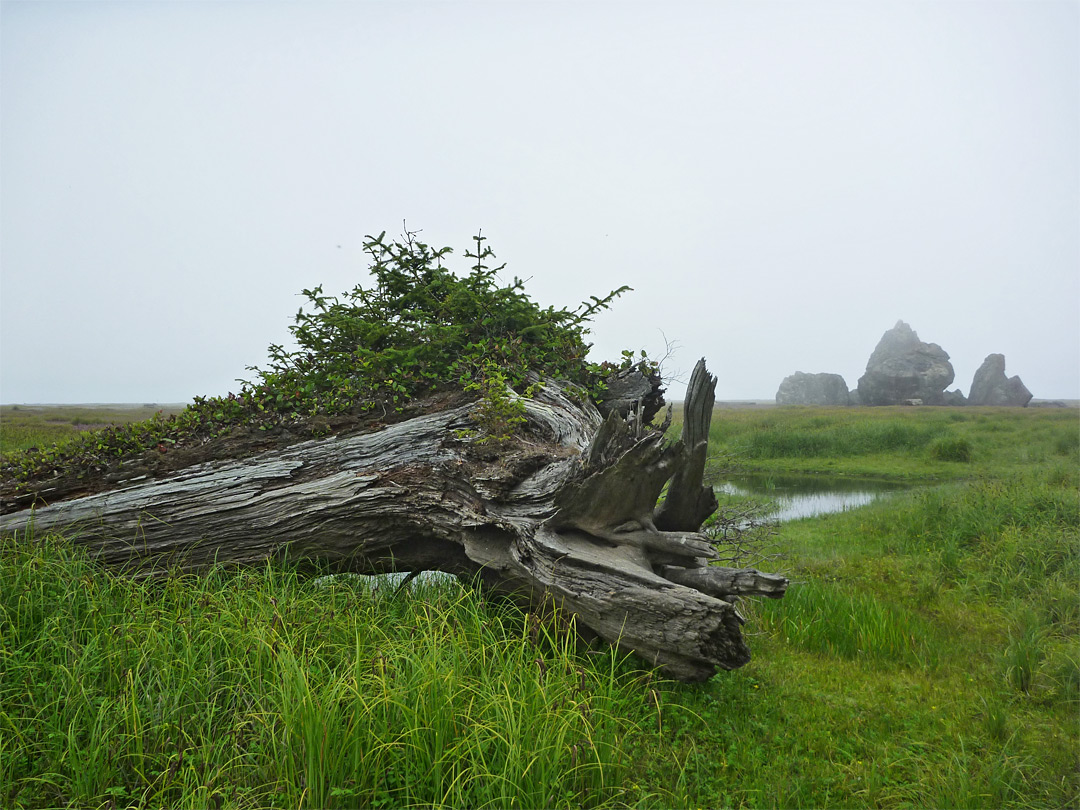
<box><xmin>253</xmin><ymin>230</ymin><xmax>629</xmax><ymax>416</ymax></box>
<box><xmin>3</xmin><ymin>229</ymin><xmax>646</xmax><ymax>484</ymax></box>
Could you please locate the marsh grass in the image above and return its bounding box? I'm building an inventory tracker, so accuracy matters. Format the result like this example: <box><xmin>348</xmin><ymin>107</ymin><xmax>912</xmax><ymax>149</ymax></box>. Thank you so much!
<box><xmin>756</xmin><ymin>580</ymin><xmax>938</xmax><ymax>668</ymax></box>
<box><xmin>644</xmin><ymin>404</ymin><xmax>1078</xmax><ymax>808</ymax></box>
<box><xmin>4</xmin><ymin>404</ymin><xmax>1078</xmax><ymax>808</ymax></box>
<box><xmin>0</xmin><ymin>405</ymin><xmax>184</xmax><ymax>458</ymax></box>
<box><xmin>694</xmin><ymin>404</ymin><xmax>1080</xmax><ymax>479</ymax></box>
<box><xmin>0</xmin><ymin>535</ymin><xmax>670</xmax><ymax>809</ymax></box>
<box><xmin>739</xmin><ymin>419</ymin><xmax>942</xmax><ymax>459</ymax></box>
<box><xmin>1004</xmin><ymin>610</ymin><xmax>1049</xmax><ymax>695</ymax></box>
<box><xmin>928</xmin><ymin>436</ymin><xmax>973</xmax><ymax>462</ymax></box>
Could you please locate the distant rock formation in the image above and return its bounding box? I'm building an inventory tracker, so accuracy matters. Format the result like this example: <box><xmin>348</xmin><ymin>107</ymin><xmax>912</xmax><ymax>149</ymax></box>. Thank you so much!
<box><xmin>856</xmin><ymin>321</ymin><xmax>955</xmax><ymax>406</ymax></box>
<box><xmin>942</xmin><ymin>389</ymin><xmax>968</xmax><ymax>407</ymax></box>
<box><xmin>967</xmin><ymin>354</ymin><xmax>1033</xmax><ymax>406</ymax></box>
<box><xmin>777</xmin><ymin>322</ymin><xmax>1036</xmax><ymax>408</ymax></box>
<box><xmin>776</xmin><ymin>372</ymin><xmax>850</xmax><ymax>406</ymax></box>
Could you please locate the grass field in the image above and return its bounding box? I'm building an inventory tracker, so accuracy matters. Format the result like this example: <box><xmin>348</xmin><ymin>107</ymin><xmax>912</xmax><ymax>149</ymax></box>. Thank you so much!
<box><xmin>1</xmin><ymin>403</ymin><xmax>1078</xmax><ymax>808</ymax></box>
<box><xmin>693</xmin><ymin>402</ymin><xmax>1080</xmax><ymax>480</ymax></box>
<box><xmin>0</xmin><ymin>404</ymin><xmax>185</xmax><ymax>459</ymax></box>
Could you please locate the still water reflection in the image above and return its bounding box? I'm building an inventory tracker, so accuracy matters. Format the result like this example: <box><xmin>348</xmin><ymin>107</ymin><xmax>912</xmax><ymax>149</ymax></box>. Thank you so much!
<box><xmin>322</xmin><ymin>476</ymin><xmax>911</xmax><ymax>591</ymax></box>
<box><xmin>714</xmin><ymin>473</ymin><xmax>910</xmax><ymax>522</ymax></box>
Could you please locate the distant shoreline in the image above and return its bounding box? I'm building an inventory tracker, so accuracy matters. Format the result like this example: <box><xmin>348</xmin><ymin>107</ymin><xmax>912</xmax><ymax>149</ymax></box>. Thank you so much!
<box><xmin>0</xmin><ymin>403</ymin><xmax>190</xmax><ymax>409</ymax></box>
<box><xmin>675</xmin><ymin>399</ymin><xmax>1080</xmax><ymax>409</ymax></box>
<box><xmin>3</xmin><ymin>399</ymin><xmax>1078</xmax><ymax>409</ymax></box>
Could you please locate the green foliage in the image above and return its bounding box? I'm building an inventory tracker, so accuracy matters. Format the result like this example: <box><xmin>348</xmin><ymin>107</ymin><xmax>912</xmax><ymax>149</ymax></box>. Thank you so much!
<box><xmin>0</xmin><ymin>418</ymin><xmax>79</xmax><ymax>455</ymax></box>
<box><xmin>698</xmin><ymin>404</ymin><xmax>1080</xmax><ymax>480</ymax></box>
<box><xmin>736</xmin><ymin>416</ymin><xmax>942</xmax><ymax>459</ymax></box>
<box><xmin>0</xmin><ymin>405</ymin><xmax>184</xmax><ymax>458</ymax></box>
<box><xmin>651</xmin><ymin>406</ymin><xmax>1079</xmax><ymax>808</ymax></box>
<box><xmin>0</xmin><ymin>534</ymin><xmax>670</xmax><ymax>809</ymax></box>
<box><xmin>1054</xmin><ymin>430</ymin><xmax>1080</xmax><ymax>457</ymax></box>
<box><xmin>247</xmin><ymin>229</ymin><xmax>630</xmax><ymax>418</ymax></box>
<box><xmin>757</xmin><ymin>580</ymin><xmax>938</xmax><ymax>667</ymax></box>
<box><xmin>3</xmin><ymin>230</ymin><xmax>641</xmax><ymax>482</ymax></box>
<box><xmin>1004</xmin><ymin>609</ymin><xmax>1049</xmax><ymax>694</ymax></box>
<box><xmin>1</xmin><ymin>400</ymin><xmax>252</xmax><ymax>482</ymax></box>
<box><xmin>458</xmin><ymin>363</ymin><xmax>531</xmax><ymax>447</ymax></box>
<box><xmin>929</xmin><ymin>435</ymin><xmax>973</xmax><ymax>462</ymax></box>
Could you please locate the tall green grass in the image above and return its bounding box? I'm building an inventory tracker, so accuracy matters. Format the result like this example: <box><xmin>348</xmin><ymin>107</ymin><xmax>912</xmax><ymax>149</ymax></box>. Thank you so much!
<box><xmin>645</xmin><ymin>405</ymin><xmax>1079</xmax><ymax>808</ymax></box>
<box><xmin>756</xmin><ymin>580</ymin><xmax>939</xmax><ymax>667</ymax></box>
<box><xmin>869</xmin><ymin>471</ymin><xmax>1079</xmax><ymax>606</ymax></box>
<box><xmin>739</xmin><ymin>419</ymin><xmax>941</xmax><ymax>459</ymax></box>
<box><xmin>699</xmin><ymin>405</ymin><xmax>1080</xmax><ymax>479</ymax></box>
<box><xmin>4</xmin><ymin>404</ymin><xmax>1078</xmax><ymax>808</ymax></box>
<box><xmin>0</xmin><ymin>534</ymin><xmax>670</xmax><ymax>809</ymax></box>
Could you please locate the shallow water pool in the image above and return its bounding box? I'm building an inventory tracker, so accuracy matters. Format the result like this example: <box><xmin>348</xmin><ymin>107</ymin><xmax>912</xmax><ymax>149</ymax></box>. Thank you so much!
<box><xmin>714</xmin><ymin>473</ymin><xmax>910</xmax><ymax>522</ymax></box>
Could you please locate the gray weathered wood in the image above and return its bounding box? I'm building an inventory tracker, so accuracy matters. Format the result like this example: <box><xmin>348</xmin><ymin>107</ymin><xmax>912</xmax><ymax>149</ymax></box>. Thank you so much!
<box><xmin>656</xmin><ymin>565</ymin><xmax>790</xmax><ymax>599</ymax></box>
<box><xmin>0</xmin><ymin>364</ymin><xmax>787</xmax><ymax>681</ymax></box>
<box><xmin>654</xmin><ymin>358</ymin><xmax>719</xmax><ymax>532</ymax></box>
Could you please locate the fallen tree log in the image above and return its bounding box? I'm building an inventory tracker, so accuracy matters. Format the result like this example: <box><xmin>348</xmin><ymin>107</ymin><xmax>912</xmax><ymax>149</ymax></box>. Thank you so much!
<box><xmin>0</xmin><ymin>359</ymin><xmax>787</xmax><ymax>681</ymax></box>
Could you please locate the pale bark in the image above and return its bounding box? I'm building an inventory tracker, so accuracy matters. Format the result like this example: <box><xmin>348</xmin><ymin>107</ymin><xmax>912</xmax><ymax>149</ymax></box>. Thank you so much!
<box><xmin>0</xmin><ymin>359</ymin><xmax>787</xmax><ymax>681</ymax></box>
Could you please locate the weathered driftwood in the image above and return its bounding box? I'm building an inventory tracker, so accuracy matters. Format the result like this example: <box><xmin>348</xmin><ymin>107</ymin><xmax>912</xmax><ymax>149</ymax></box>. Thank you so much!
<box><xmin>0</xmin><ymin>359</ymin><xmax>787</xmax><ymax>681</ymax></box>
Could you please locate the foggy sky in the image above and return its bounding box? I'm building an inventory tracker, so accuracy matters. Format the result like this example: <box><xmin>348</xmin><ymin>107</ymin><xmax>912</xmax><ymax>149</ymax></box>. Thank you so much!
<box><xmin>2</xmin><ymin>0</ymin><xmax>1077</xmax><ymax>404</ymax></box>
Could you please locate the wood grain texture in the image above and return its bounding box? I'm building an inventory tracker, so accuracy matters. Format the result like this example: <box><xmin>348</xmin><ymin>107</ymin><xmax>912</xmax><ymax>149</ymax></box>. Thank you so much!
<box><xmin>0</xmin><ymin>365</ymin><xmax>787</xmax><ymax>681</ymax></box>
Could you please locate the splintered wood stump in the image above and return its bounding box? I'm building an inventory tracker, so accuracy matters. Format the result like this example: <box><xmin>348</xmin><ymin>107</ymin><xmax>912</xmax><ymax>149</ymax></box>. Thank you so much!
<box><xmin>0</xmin><ymin>359</ymin><xmax>787</xmax><ymax>681</ymax></box>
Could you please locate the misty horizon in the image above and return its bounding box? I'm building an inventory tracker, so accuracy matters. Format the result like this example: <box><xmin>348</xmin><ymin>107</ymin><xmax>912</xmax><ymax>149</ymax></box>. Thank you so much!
<box><xmin>2</xmin><ymin>2</ymin><xmax>1077</xmax><ymax>404</ymax></box>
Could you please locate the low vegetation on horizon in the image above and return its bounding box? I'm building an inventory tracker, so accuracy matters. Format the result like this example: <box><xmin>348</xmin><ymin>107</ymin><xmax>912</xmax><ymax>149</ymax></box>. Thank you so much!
<box><xmin>0</xmin><ymin>404</ymin><xmax>185</xmax><ymax>459</ymax></box>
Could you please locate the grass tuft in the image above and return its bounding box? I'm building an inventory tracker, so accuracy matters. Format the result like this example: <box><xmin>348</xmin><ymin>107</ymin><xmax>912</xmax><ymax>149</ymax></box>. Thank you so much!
<box><xmin>756</xmin><ymin>580</ymin><xmax>937</xmax><ymax>667</ymax></box>
<box><xmin>928</xmin><ymin>436</ymin><xmax>973</xmax><ymax>462</ymax></box>
<box><xmin>0</xmin><ymin>535</ymin><xmax>670</xmax><ymax>809</ymax></box>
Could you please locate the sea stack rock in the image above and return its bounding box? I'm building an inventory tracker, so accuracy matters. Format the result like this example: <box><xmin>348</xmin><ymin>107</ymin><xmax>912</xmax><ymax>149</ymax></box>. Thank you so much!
<box><xmin>857</xmin><ymin>321</ymin><xmax>955</xmax><ymax>406</ymax></box>
<box><xmin>942</xmin><ymin>389</ymin><xmax>968</xmax><ymax>407</ymax></box>
<box><xmin>776</xmin><ymin>372</ymin><xmax>850</xmax><ymax>405</ymax></box>
<box><xmin>967</xmin><ymin>354</ymin><xmax>1033</xmax><ymax>406</ymax></box>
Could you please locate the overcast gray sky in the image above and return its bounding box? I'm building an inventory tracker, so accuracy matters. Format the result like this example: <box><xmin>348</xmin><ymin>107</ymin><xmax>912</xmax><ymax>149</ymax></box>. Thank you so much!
<box><xmin>2</xmin><ymin>0</ymin><xmax>1077</xmax><ymax>404</ymax></box>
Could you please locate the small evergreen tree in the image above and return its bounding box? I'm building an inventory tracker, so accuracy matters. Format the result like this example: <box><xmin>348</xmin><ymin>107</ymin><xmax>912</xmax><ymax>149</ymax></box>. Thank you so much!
<box><xmin>4</xmin><ymin>229</ymin><xmax>652</xmax><ymax>482</ymax></box>
<box><xmin>247</xmin><ymin>228</ymin><xmax>632</xmax><ymax>417</ymax></box>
